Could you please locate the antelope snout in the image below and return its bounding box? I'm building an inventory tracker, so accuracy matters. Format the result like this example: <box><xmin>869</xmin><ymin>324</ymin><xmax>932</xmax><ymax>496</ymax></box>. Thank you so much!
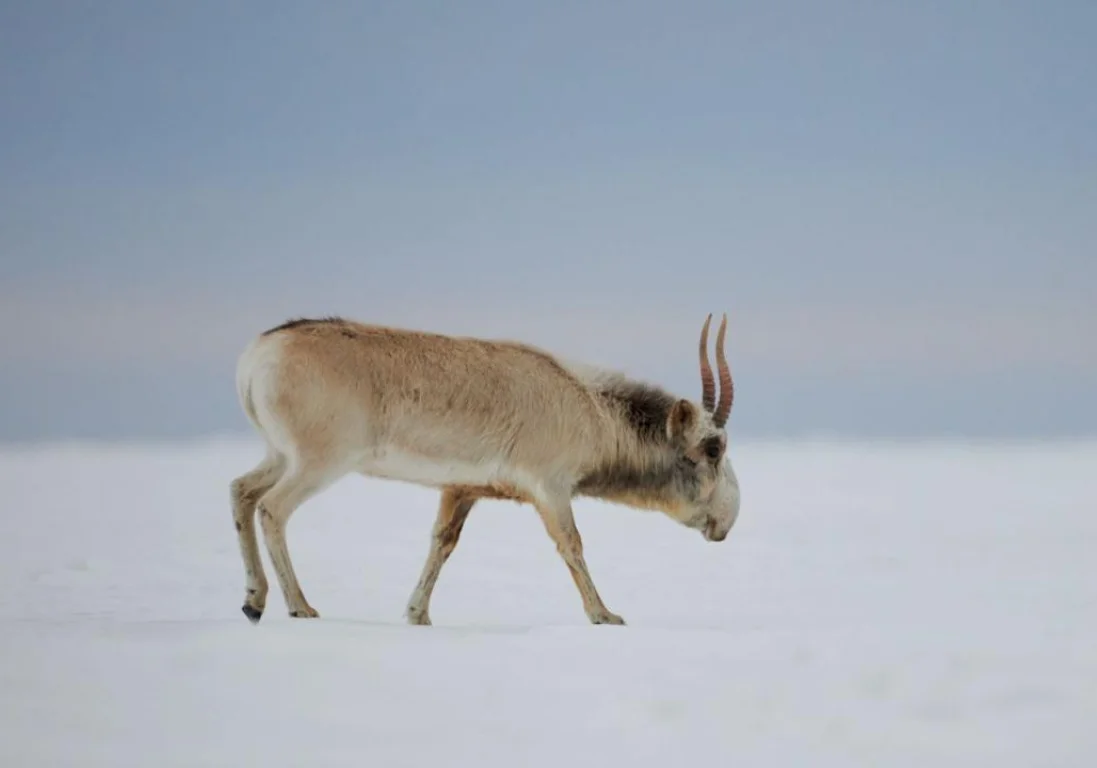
<box><xmin>703</xmin><ymin>517</ymin><xmax>730</xmax><ymax>542</ymax></box>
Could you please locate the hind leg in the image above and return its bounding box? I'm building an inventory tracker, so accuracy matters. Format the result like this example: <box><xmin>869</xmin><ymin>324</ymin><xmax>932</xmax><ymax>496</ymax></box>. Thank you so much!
<box><xmin>230</xmin><ymin>451</ymin><xmax>285</xmax><ymax>623</ymax></box>
<box><xmin>406</xmin><ymin>488</ymin><xmax>478</xmax><ymax>626</ymax></box>
<box><xmin>257</xmin><ymin>462</ymin><xmax>340</xmax><ymax>619</ymax></box>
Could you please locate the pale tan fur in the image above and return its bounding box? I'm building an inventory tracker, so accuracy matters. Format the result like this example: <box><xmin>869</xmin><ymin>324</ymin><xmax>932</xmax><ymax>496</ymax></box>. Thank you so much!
<box><xmin>230</xmin><ymin>316</ymin><xmax>740</xmax><ymax>626</ymax></box>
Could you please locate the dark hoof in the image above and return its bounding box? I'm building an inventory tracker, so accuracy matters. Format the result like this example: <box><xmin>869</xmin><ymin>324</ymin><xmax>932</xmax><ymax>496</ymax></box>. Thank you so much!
<box><xmin>592</xmin><ymin>613</ymin><xmax>626</xmax><ymax>626</ymax></box>
<box><xmin>241</xmin><ymin>604</ymin><xmax>263</xmax><ymax>624</ymax></box>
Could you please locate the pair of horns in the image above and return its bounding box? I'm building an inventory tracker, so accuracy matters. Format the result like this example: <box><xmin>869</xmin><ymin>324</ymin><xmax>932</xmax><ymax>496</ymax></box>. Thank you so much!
<box><xmin>698</xmin><ymin>313</ymin><xmax>733</xmax><ymax>429</ymax></box>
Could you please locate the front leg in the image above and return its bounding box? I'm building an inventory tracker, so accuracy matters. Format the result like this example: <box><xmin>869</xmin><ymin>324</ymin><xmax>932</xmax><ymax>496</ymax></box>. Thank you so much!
<box><xmin>534</xmin><ymin>495</ymin><xmax>625</xmax><ymax>626</ymax></box>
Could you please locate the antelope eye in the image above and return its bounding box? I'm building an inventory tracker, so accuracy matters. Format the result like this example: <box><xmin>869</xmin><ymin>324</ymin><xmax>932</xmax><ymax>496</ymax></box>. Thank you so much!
<box><xmin>703</xmin><ymin>439</ymin><xmax>723</xmax><ymax>460</ymax></box>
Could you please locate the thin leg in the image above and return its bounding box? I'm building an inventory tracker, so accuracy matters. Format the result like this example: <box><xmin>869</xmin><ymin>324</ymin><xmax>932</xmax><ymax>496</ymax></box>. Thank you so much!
<box><xmin>230</xmin><ymin>452</ymin><xmax>285</xmax><ymax>623</ymax></box>
<box><xmin>534</xmin><ymin>496</ymin><xmax>625</xmax><ymax>626</ymax></box>
<box><xmin>256</xmin><ymin>463</ymin><xmax>338</xmax><ymax>619</ymax></box>
<box><xmin>406</xmin><ymin>488</ymin><xmax>477</xmax><ymax>625</ymax></box>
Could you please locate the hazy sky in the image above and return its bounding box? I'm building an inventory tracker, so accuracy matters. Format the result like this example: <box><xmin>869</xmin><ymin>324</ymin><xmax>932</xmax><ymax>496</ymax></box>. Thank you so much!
<box><xmin>2</xmin><ymin>0</ymin><xmax>1095</xmax><ymax>441</ymax></box>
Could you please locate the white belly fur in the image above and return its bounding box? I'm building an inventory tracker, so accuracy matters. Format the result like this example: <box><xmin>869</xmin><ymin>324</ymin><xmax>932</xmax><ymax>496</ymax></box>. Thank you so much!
<box><xmin>357</xmin><ymin>448</ymin><xmax>524</xmax><ymax>491</ymax></box>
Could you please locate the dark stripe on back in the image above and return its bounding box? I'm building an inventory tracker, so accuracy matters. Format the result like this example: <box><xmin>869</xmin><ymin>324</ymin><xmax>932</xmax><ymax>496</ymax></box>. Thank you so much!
<box><xmin>260</xmin><ymin>316</ymin><xmax>348</xmax><ymax>336</ymax></box>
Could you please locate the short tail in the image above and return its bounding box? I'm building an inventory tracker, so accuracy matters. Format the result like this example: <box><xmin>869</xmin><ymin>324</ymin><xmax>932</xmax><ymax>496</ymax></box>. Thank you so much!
<box><xmin>235</xmin><ymin>339</ymin><xmax>262</xmax><ymax>430</ymax></box>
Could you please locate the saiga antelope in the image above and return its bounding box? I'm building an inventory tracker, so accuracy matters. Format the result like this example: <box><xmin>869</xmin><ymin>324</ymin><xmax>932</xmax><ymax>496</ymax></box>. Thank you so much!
<box><xmin>230</xmin><ymin>314</ymin><xmax>740</xmax><ymax>626</ymax></box>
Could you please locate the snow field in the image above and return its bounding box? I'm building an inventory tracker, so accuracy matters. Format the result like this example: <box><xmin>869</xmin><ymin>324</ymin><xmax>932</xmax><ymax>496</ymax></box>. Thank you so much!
<box><xmin>1</xmin><ymin>438</ymin><xmax>1094</xmax><ymax>766</ymax></box>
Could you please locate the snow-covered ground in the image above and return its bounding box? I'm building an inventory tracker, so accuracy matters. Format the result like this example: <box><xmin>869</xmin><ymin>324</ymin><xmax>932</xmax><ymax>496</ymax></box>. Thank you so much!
<box><xmin>1</xmin><ymin>438</ymin><xmax>1094</xmax><ymax>766</ymax></box>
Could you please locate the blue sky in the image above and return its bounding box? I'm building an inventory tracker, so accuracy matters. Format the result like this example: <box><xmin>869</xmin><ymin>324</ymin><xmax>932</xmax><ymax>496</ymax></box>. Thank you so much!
<box><xmin>1</xmin><ymin>0</ymin><xmax>1094</xmax><ymax>440</ymax></box>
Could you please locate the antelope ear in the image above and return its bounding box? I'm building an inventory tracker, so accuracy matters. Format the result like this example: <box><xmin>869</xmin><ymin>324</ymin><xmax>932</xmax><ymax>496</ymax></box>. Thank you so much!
<box><xmin>667</xmin><ymin>399</ymin><xmax>697</xmax><ymax>442</ymax></box>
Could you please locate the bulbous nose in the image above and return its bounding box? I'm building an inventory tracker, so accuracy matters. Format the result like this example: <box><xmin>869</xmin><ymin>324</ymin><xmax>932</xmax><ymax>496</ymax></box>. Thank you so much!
<box><xmin>703</xmin><ymin>519</ymin><xmax>729</xmax><ymax>542</ymax></box>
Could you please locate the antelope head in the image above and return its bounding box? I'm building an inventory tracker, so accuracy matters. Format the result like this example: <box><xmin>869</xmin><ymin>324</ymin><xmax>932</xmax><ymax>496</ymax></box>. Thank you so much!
<box><xmin>663</xmin><ymin>313</ymin><xmax>740</xmax><ymax>542</ymax></box>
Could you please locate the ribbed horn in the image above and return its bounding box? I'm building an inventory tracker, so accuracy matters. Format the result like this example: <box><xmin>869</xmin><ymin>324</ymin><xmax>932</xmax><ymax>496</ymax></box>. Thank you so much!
<box><xmin>698</xmin><ymin>313</ymin><xmax>715</xmax><ymax>412</ymax></box>
<box><xmin>713</xmin><ymin>313</ymin><xmax>733</xmax><ymax>428</ymax></box>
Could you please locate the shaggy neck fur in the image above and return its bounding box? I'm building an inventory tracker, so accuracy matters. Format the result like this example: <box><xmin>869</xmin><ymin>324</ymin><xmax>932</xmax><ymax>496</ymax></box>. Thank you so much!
<box><xmin>573</xmin><ymin>373</ymin><xmax>701</xmax><ymax>510</ymax></box>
